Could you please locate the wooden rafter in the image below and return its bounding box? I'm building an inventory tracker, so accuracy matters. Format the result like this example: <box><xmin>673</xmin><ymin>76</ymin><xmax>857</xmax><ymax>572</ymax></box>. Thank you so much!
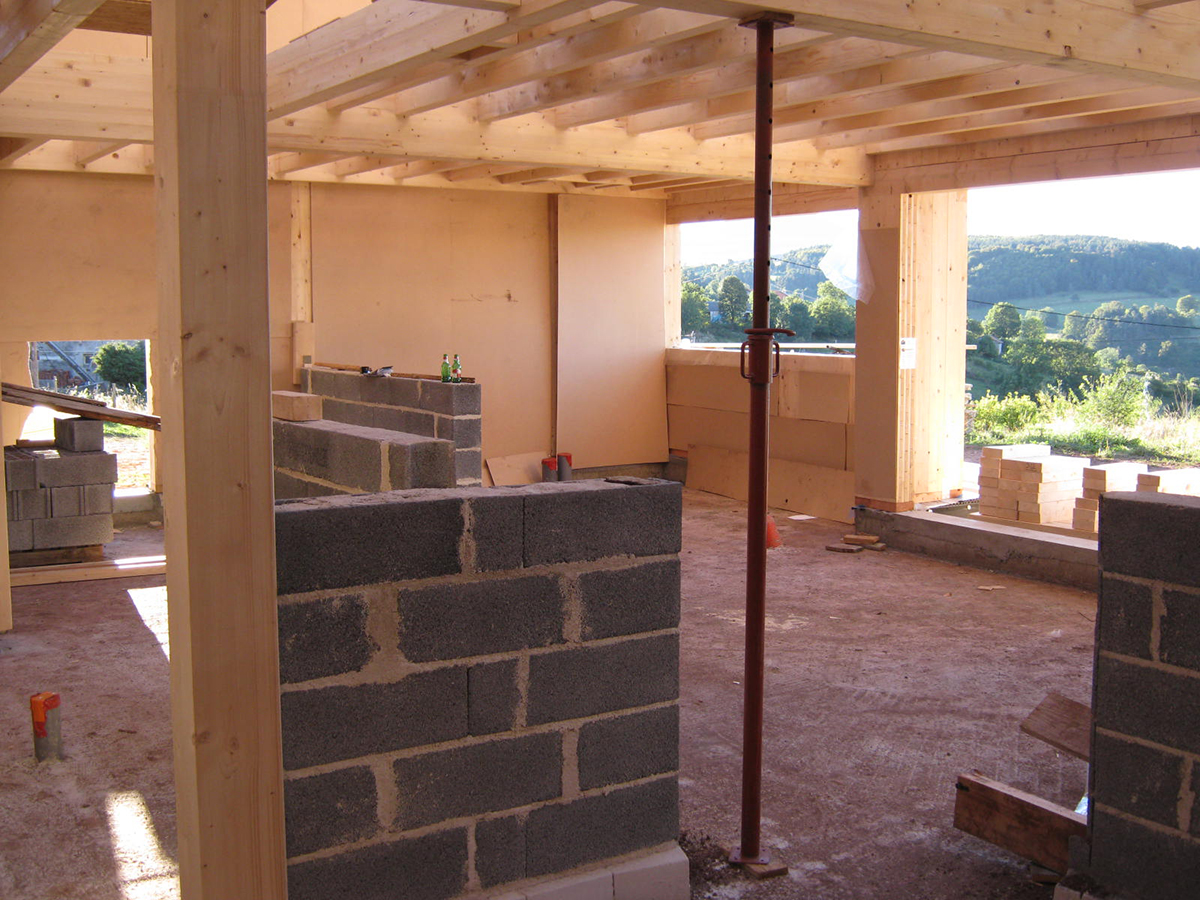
<box><xmin>0</xmin><ymin>0</ymin><xmax>108</xmax><ymax>90</ymax></box>
<box><xmin>0</xmin><ymin>136</ymin><xmax>45</xmax><ymax>163</ymax></box>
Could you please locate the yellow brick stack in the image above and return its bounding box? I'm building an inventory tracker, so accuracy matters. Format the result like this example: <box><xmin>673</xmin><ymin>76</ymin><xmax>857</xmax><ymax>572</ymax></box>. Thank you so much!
<box><xmin>1072</xmin><ymin>462</ymin><xmax>1148</xmax><ymax>534</ymax></box>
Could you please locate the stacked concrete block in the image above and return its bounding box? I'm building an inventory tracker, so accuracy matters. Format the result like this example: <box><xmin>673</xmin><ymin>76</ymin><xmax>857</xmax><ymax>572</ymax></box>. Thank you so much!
<box><xmin>275</xmin><ymin>478</ymin><xmax>686</xmax><ymax>900</ymax></box>
<box><xmin>1072</xmin><ymin>462</ymin><xmax>1147</xmax><ymax>535</ymax></box>
<box><xmin>5</xmin><ymin>442</ymin><xmax>117</xmax><ymax>552</ymax></box>
<box><xmin>979</xmin><ymin>444</ymin><xmax>1087</xmax><ymax>524</ymax></box>
<box><xmin>1083</xmin><ymin>492</ymin><xmax>1200</xmax><ymax>900</ymax></box>
<box><xmin>301</xmin><ymin>366</ymin><xmax>483</xmax><ymax>486</ymax></box>
<box><xmin>273</xmin><ymin>419</ymin><xmax>455</xmax><ymax>499</ymax></box>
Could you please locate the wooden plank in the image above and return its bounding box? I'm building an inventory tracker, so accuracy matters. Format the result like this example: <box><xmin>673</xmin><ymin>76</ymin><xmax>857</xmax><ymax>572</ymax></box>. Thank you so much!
<box><xmin>10</xmin><ymin>544</ymin><xmax>104</xmax><ymax>568</ymax></box>
<box><xmin>954</xmin><ymin>772</ymin><xmax>1087</xmax><ymax>873</ymax></box>
<box><xmin>153</xmin><ymin>0</ymin><xmax>286</xmax><ymax>896</ymax></box>
<box><xmin>980</xmin><ymin>444</ymin><xmax>1052</xmax><ymax>459</ymax></box>
<box><xmin>80</xmin><ymin>0</ymin><xmax>150</xmax><ymax>35</ymax></box>
<box><xmin>970</xmin><ymin>512</ymin><xmax>1096</xmax><ymax>540</ymax></box>
<box><xmin>1021</xmin><ymin>692</ymin><xmax>1092</xmax><ymax>762</ymax></box>
<box><xmin>271</xmin><ymin>391</ymin><xmax>322</xmax><ymax>422</ymax></box>
<box><xmin>9</xmin><ymin>555</ymin><xmax>166</xmax><ymax>587</ymax></box>
<box><xmin>0</xmin><ymin>0</ymin><xmax>108</xmax><ymax>91</ymax></box>
<box><xmin>2</xmin><ymin>382</ymin><xmax>161</xmax><ymax>430</ymax></box>
<box><xmin>486</xmin><ymin>450</ymin><xmax>550</xmax><ymax>485</ymax></box>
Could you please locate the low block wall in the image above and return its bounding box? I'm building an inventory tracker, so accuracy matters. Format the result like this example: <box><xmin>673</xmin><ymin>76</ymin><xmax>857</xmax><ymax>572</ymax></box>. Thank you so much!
<box><xmin>1087</xmin><ymin>492</ymin><xmax>1200</xmax><ymax>899</ymax></box>
<box><xmin>275</xmin><ymin>478</ymin><xmax>684</xmax><ymax>900</ymax></box>
<box><xmin>301</xmin><ymin>367</ymin><xmax>483</xmax><ymax>486</ymax></box>
<box><xmin>273</xmin><ymin>418</ymin><xmax>455</xmax><ymax>499</ymax></box>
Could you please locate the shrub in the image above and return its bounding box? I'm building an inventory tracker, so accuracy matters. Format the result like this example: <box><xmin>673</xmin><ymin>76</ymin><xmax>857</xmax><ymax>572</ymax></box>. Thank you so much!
<box><xmin>972</xmin><ymin>391</ymin><xmax>1040</xmax><ymax>434</ymax></box>
<box><xmin>92</xmin><ymin>341</ymin><xmax>146</xmax><ymax>390</ymax></box>
<box><xmin>1077</xmin><ymin>372</ymin><xmax>1151</xmax><ymax>429</ymax></box>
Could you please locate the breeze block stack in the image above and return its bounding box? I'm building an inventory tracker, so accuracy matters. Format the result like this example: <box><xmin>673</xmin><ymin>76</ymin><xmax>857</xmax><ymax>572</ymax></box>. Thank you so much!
<box><xmin>978</xmin><ymin>444</ymin><xmax>1085</xmax><ymax>525</ymax></box>
<box><xmin>1071</xmin><ymin>462</ymin><xmax>1147</xmax><ymax>535</ymax></box>
<box><xmin>300</xmin><ymin>366</ymin><xmax>483</xmax><ymax>487</ymax></box>
<box><xmin>274</xmin><ymin>477</ymin><xmax>687</xmax><ymax>900</ymax></box>
<box><xmin>5</xmin><ymin>417</ymin><xmax>117</xmax><ymax>553</ymax></box>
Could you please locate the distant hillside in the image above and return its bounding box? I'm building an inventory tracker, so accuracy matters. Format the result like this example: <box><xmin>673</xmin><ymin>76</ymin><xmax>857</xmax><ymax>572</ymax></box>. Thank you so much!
<box><xmin>682</xmin><ymin>235</ymin><xmax>1200</xmax><ymax>305</ymax></box>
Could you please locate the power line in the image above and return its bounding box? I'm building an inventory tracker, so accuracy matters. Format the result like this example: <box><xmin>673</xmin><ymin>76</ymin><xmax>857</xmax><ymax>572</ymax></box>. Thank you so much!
<box><xmin>967</xmin><ymin>297</ymin><xmax>1200</xmax><ymax>333</ymax></box>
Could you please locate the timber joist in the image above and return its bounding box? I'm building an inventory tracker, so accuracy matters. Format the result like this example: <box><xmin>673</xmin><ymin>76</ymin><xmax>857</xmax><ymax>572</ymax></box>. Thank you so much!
<box><xmin>1</xmin><ymin>0</ymin><xmax>1200</xmax><ymax>204</ymax></box>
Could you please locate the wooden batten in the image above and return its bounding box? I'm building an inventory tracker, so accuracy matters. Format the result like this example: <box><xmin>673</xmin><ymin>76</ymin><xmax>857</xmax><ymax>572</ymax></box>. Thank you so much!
<box><xmin>153</xmin><ymin>0</ymin><xmax>287</xmax><ymax>896</ymax></box>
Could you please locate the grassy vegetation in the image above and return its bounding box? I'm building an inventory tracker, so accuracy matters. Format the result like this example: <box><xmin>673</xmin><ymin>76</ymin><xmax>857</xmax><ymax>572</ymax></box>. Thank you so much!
<box><xmin>999</xmin><ymin>291</ymin><xmax>1183</xmax><ymax>318</ymax></box>
<box><xmin>967</xmin><ymin>374</ymin><xmax>1200</xmax><ymax>466</ymax></box>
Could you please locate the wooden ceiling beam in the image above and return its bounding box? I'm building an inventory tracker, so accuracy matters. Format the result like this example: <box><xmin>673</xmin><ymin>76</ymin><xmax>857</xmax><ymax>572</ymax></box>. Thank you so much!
<box><xmin>647</xmin><ymin>0</ymin><xmax>1200</xmax><ymax>89</ymax></box>
<box><xmin>0</xmin><ymin>0</ymin><xmax>108</xmax><ymax>90</ymax></box>
<box><xmin>815</xmin><ymin>86</ymin><xmax>1196</xmax><ymax>151</ymax></box>
<box><xmin>73</xmin><ymin>138</ymin><xmax>130</xmax><ymax>165</ymax></box>
<box><xmin>495</xmin><ymin>166</ymin><xmax>590</xmax><ymax>183</ymax></box>
<box><xmin>475</xmin><ymin>23</ymin><xmax>829</xmax><ymax>123</ymax></box>
<box><xmin>269</xmin><ymin>151</ymin><xmax>352</xmax><ymax>176</ymax></box>
<box><xmin>266</xmin><ymin>0</ymin><xmax>601</xmax><ymax>119</ymax></box>
<box><xmin>329</xmin><ymin>155</ymin><xmax>413</xmax><ymax>177</ymax></box>
<box><xmin>1132</xmin><ymin>0</ymin><xmax>1195</xmax><ymax>10</ymax></box>
<box><xmin>552</xmin><ymin>35</ymin><xmax>924</xmax><ymax>129</ymax></box>
<box><xmin>0</xmin><ymin>136</ymin><xmax>46</xmax><ymax>163</ymax></box>
<box><xmin>387</xmin><ymin>7</ymin><xmax>725</xmax><ymax>118</ymax></box>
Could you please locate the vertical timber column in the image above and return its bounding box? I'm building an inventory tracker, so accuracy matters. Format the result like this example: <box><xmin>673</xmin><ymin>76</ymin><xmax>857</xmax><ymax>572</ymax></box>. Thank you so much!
<box><xmin>854</xmin><ymin>185</ymin><xmax>967</xmax><ymax>509</ymax></box>
<box><xmin>0</xmin><ymin>352</ymin><xmax>10</xmax><ymax>634</ymax></box>
<box><xmin>290</xmin><ymin>182</ymin><xmax>315</xmax><ymax>387</ymax></box>
<box><xmin>153</xmin><ymin>1</ymin><xmax>287</xmax><ymax>899</ymax></box>
<box><xmin>663</xmin><ymin>223</ymin><xmax>682</xmax><ymax>346</ymax></box>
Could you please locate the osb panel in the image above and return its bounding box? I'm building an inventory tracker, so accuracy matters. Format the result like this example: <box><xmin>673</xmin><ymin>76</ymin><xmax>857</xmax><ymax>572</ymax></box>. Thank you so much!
<box><xmin>668</xmin><ymin>405</ymin><xmax>848</xmax><ymax>471</ymax></box>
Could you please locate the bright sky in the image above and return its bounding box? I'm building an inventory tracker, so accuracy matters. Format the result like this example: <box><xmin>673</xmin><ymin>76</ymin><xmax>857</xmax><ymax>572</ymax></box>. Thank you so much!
<box><xmin>679</xmin><ymin>169</ymin><xmax>1200</xmax><ymax>267</ymax></box>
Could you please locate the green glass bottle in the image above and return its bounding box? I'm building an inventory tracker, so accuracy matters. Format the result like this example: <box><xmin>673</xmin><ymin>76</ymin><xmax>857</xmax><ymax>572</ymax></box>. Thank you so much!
<box><xmin>451</xmin><ymin>354</ymin><xmax>462</xmax><ymax>383</ymax></box>
<box><xmin>441</xmin><ymin>353</ymin><xmax>451</xmax><ymax>383</ymax></box>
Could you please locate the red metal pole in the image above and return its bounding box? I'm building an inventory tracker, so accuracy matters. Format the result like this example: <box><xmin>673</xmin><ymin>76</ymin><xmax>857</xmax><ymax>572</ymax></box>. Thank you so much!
<box><xmin>732</xmin><ymin>12</ymin><xmax>793</xmax><ymax>867</ymax></box>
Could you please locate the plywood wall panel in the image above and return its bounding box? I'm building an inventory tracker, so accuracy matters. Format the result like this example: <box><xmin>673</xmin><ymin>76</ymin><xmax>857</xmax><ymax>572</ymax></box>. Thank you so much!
<box><xmin>668</xmin><ymin>405</ymin><xmax>847</xmax><ymax>471</ymax></box>
<box><xmin>310</xmin><ymin>184</ymin><xmax>554</xmax><ymax>462</ymax></box>
<box><xmin>687</xmin><ymin>444</ymin><xmax>854</xmax><ymax>523</ymax></box>
<box><xmin>555</xmin><ymin>195</ymin><xmax>668</xmax><ymax>468</ymax></box>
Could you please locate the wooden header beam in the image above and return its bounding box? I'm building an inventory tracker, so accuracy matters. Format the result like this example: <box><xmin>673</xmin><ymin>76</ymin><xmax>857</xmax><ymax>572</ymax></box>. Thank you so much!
<box><xmin>0</xmin><ymin>0</ymin><xmax>108</xmax><ymax>90</ymax></box>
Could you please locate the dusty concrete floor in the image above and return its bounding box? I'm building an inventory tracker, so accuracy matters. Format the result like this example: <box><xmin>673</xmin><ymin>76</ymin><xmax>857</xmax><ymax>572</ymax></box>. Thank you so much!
<box><xmin>0</xmin><ymin>490</ymin><xmax>1094</xmax><ymax>899</ymax></box>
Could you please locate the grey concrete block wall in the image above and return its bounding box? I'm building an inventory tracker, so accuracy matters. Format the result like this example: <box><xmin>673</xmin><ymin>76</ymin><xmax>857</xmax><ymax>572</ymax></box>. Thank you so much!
<box><xmin>1085</xmin><ymin>492</ymin><xmax>1200</xmax><ymax>900</ymax></box>
<box><xmin>5</xmin><ymin>446</ymin><xmax>117</xmax><ymax>551</ymax></box>
<box><xmin>300</xmin><ymin>367</ymin><xmax>483</xmax><ymax>486</ymax></box>
<box><xmin>276</xmin><ymin>479</ymin><xmax>682</xmax><ymax>900</ymax></box>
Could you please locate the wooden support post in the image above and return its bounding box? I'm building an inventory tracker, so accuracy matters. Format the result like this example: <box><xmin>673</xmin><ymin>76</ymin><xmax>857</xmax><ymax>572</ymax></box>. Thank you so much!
<box><xmin>290</xmin><ymin>181</ymin><xmax>314</xmax><ymax>386</ymax></box>
<box><xmin>854</xmin><ymin>185</ymin><xmax>967</xmax><ymax>510</ymax></box>
<box><xmin>663</xmin><ymin>222</ymin><xmax>682</xmax><ymax>346</ymax></box>
<box><xmin>153</xmin><ymin>0</ymin><xmax>287</xmax><ymax>898</ymax></box>
<box><xmin>0</xmin><ymin>352</ymin><xmax>11</xmax><ymax>634</ymax></box>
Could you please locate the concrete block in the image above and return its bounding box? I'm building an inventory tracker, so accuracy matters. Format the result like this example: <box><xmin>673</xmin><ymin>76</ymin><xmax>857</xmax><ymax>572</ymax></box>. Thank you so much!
<box><xmin>280</xmin><ymin>667</ymin><xmax>468</xmax><ymax>769</ymax></box>
<box><xmin>83</xmin><ymin>483</ymin><xmax>114</xmax><ymax>515</ymax></box>
<box><xmin>361</xmin><ymin>372</ymin><xmax>422</xmax><ymax>408</ymax></box>
<box><xmin>612</xmin><ymin>845</ymin><xmax>690</xmax><ymax>900</ymax></box>
<box><xmin>306</xmin><ymin>368</ymin><xmax>364</xmax><ymax>403</ymax></box>
<box><xmin>528</xmin><ymin>634</ymin><xmax>678</xmax><ymax>725</ymax></box>
<box><xmin>1091</xmin><ymin>731</ymin><xmax>1185</xmax><ymax>829</ymax></box>
<box><xmin>526</xmin><ymin>778</ymin><xmax>678</xmax><ymax>878</ymax></box>
<box><xmin>392</xmin><ymin>732</ymin><xmax>561</xmax><ymax>829</ymax></box>
<box><xmin>278</xmin><ymin>594</ymin><xmax>376</xmax><ymax>684</ymax></box>
<box><xmin>32</xmin><ymin>514</ymin><xmax>113</xmax><ymax>549</ymax></box>
<box><xmin>7</xmin><ymin>518</ymin><xmax>32</xmax><ymax>552</ymax></box>
<box><xmin>524</xmin><ymin>481</ymin><xmax>682</xmax><ymax>567</ymax></box>
<box><xmin>12</xmin><ymin>488</ymin><xmax>49</xmax><ymax>520</ymax></box>
<box><xmin>272</xmin><ymin>419</ymin><xmax>386</xmax><ymax>492</ymax></box>
<box><xmin>284</xmin><ymin>766</ymin><xmax>378</xmax><ymax>857</ymax></box>
<box><xmin>321</xmin><ymin>398</ymin><xmax>436</xmax><ymax>438</ymax></box>
<box><xmin>50</xmin><ymin>485</ymin><xmax>83</xmax><ymax>518</ymax></box>
<box><xmin>4</xmin><ymin>454</ymin><xmax>37</xmax><ymax>490</ymax></box>
<box><xmin>578</xmin><ymin>706</ymin><xmax>679</xmax><ymax>791</ymax></box>
<box><xmin>1097</xmin><ymin>576</ymin><xmax>1153</xmax><ymax>660</ymax></box>
<box><xmin>398</xmin><ymin>574</ymin><xmax>563</xmax><ymax>662</ymax></box>
<box><xmin>1161</xmin><ymin>589</ymin><xmax>1200</xmax><ymax>673</ymax></box>
<box><xmin>1102</xmin><ymin>492</ymin><xmax>1200</xmax><ymax>588</ymax></box>
<box><xmin>4</xmin><ymin>490</ymin><xmax>11</xmax><ymax>519</ymax></box>
<box><xmin>388</xmin><ymin>433</ymin><xmax>455</xmax><ymax>489</ymax></box>
<box><xmin>275</xmin><ymin>492</ymin><xmax>464</xmax><ymax>594</ymax></box>
<box><xmin>1093</xmin><ymin>654</ymin><xmax>1200</xmax><ymax>756</ymax></box>
<box><xmin>53</xmin><ymin>417</ymin><xmax>104</xmax><ymax>452</ymax></box>
<box><xmin>316</xmin><ymin>397</ymin><xmax>374</xmax><ymax>429</ymax></box>
<box><xmin>35</xmin><ymin>451</ymin><xmax>118</xmax><ymax>487</ymax></box>
<box><xmin>476</xmin><ymin>815</ymin><xmax>526</xmax><ymax>888</ymax></box>
<box><xmin>525</xmin><ymin>869</ymin><xmax>613</xmax><ymax>900</ymax></box>
<box><xmin>469</xmin><ymin>659</ymin><xmax>519</xmax><ymax>735</ymax></box>
<box><xmin>419</xmin><ymin>379</ymin><xmax>481</xmax><ymax>416</ymax></box>
<box><xmin>272</xmin><ymin>390</ymin><xmax>323</xmax><ymax>422</ymax></box>
<box><xmin>287</xmin><ymin>828</ymin><xmax>467</xmax><ymax>900</ymax></box>
<box><xmin>468</xmin><ymin>492</ymin><xmax>524</xmax><ymax>572</ymax></box>
<box><xmin>435</xmin><ymin>414</ymin><xmax>481</xmax><ymax>448</ymax></box>
<box><xmin>455</xmin><ymin>448</ymin><xmax>483</xmax><ymax>482</ymax></box>
<box><xmin>1089</xmin><ymin>807</ymin><xmax>1200</xmax><ymax>900</ymax></box>
<box><xmin>273</xmin><ymin>469</ymin><xmax>349</xmax><ymax>500</ymax></box>
<box><xmin>579</xmin><ymin>561</ymin><xmax>680</xmax><ymax>641</ymax></box>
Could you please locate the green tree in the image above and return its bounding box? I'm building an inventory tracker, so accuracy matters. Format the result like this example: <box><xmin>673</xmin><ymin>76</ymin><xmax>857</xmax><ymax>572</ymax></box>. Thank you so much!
<box><xmin>1061</xmin><ymin>311</ymin><xmax>1087</xmax><ymax>341</ymax></box>
<box><xmin>717</xmin><ymin>276</ymin><xmax>749</xmax><ymax>325</ymax></box>
<box><xmin>1017</xmin><ymin>313</ymin><xmax>1046</xmax><ymax>344</ymax></box>
<box><xmin>981</xmin><ymin>302</ymin><xmax>1021</xmax><ymax>341</ymax></box>
<box><xmin>783</xmin><ymin>297</ymin><xmax>813</xmax><ymax>341</ymax></box>
<box><xmin>966</xmin><ymin>318</ymin><xmax>984</xmax><ymax>342</ymax></box>
<box><xmin>810</xmin><ymin>281</ymin><xmax>855</xmax><ymax>341</ymax></box>
<box><xmin>681</xmin><ymin>281</ymin><xmax>711</xmax><ymax>334</ymax></box>
<box><xmin>92</xmin><ymin>341</ymin><xmax>146</xmax><ymax>390</ymax></box>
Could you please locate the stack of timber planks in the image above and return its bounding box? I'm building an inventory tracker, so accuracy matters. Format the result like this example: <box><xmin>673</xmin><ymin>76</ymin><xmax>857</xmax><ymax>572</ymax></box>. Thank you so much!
<box><xmin>1136</xmin><ymin>467</ymin><xmax>1200</xmax><ymax>496</ymax></box>
<box><xmin>978</xmin><ymin>445</ymin><xmax>1086</xmax><ymax>525</ymax></box>
<box><xmin>1072</xmin><ymin>462</ymin><xmax>1147</xmax><ymax>535</ymax></box>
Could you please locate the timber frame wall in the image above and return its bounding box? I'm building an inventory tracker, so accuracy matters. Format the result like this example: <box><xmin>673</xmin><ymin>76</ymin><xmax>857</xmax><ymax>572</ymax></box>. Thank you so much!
<box><xmin>3</xmin><ymin>0</ymin><xmax>1200</xmax><ymax>895</ymax></box>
